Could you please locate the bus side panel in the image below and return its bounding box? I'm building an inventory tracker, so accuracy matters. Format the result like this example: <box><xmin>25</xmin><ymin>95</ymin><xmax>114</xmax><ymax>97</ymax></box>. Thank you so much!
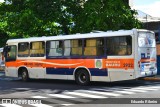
<box><xmin>5</xmin><ymin>66</ymin><xmax>18</xmax><ymax>77</ymax></box>
<box><xmin>91</xmin><ymin>76</ymin><xmax>110</xmax><ymax>82</ymax></box>
<box><xmin>45</xmin><ymin>68</ymin><xmax>68</xmax><ymax>80</ymax></box>
<box><xmin>45</xmin><ymin>68</ymin><xmax>110</xmax><ymax>82</ymax></box>
<box><xmin>108</xmin><ymin>69</ymin><xmax>135</xmax><ymax>81</ymax></box>
<box><xmin>44</xmin><ymin>58</ymin><xmax>110</xmax><ymax>82</ymax></box>
<box><xmin>5</xmin><ymin>61</ymin><xmax>18</xmax><ymax>77</ymax></box>
<box><xmin>89</xmin><ymin>68</ymin><xmax>110</xmax><ymax>82</ymax></box>
<box><xmin>28</xmin><ymin>67</ymin><xmax>45</xmax><ymax>79</ymax></box>
<box><xmin>106</xmin><ymin>34</ymin><xmax>136</xmax><ymax>82</ymax></box>
<box><xmin>106</xmin><ymin>57</ymin><xmax>135</xmax><ymax>82</ymax></box>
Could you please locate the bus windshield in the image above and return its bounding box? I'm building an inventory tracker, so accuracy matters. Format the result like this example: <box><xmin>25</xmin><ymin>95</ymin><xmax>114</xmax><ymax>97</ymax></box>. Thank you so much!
<box><xmin>138</xmin><ymin>32</ymin><xmax>156</xmax><ymax>48</ymax></box>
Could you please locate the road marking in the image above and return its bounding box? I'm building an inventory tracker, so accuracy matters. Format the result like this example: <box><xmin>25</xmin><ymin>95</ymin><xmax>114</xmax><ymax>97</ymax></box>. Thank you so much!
<box><xmin>90</xmin><ymin>88</ymin><xmax>120</xmax><ymax>91</ymax></box>
<box><xmin>65</xmin><ymin>91</ymin><xmax>107</xmax><ymax>98</ymax></box>
<box><xmin>92</xmin><ymin>87</ymin><xmax>130</xmax><ymax>90</ymax></box>
<box><xmin>28</xmin><ymin>84</ymin><xmax>160</xmax><ymax>106</ymax></box>
<box><xmin>132</xmin><ymin>87</ymin><xmax>159</xmax><ymax>91</ymax></box>
<box><xmin>139</xmin><ymin>85</ymin><xmax>160</xmax><ymax>88</ymax></box>
<box><xmin>123</xmin><ymin>89</ymin><xmax>147</xmax><ymax>92</ymax></box>
<box><xmin>91</xmin><ymin>87</ymin><xmax>158</xmax><ymax>94</ymax></box>
<box><xmin>114</xmin><ymin>91</ymin><xmax>135</xmax><ymax>94</ymax></box>
<box><xmin>32</xmin><ymin>96</ymin><xmax>48</xmax><ymax>98</ymax></box>
<box><xmin>75</xmin><ymin>90</ymin><xmax>121</xmax><ymax>97</ymax></box>
<box><xmin>145</xmin><ymin>86</ymin><xmax>160</xmax><ymax>89</ymax></box>
<box><xmin>32</xmin><ymin>95</ymin><xmax>75</xmax><ymax>105</ymax></box>
<box><xmin>95</xmin><ymin>87</ymin><xmax>131</xmax><ymax>91</ymax></box>
<box><xmin>29</xmin><ymin>104</ymin><xmax>53</xmax><ymax>107</ymax></box>
<box><xmin>96</xmin><ymin>86</ymin><xmax>160</xmax><ymax>93</ymax></box>
<box><xmin>61</xmin><ymin>104</ymin><xmax>74</xmax><ymax>106</ymax></box>
<box><xmin>48</xmin><ymin>94</ymin><xmax>77</xmax><ymax>98</ymax></box>
<box><xmin>0</xmin><ymin>104</ymin><xmax>22</xmax><ymax>107</ymax></box>
<box><xmin>48</xmin><ymin>93</ymin><xmax>92</xmax><ymax>103</ymax></box>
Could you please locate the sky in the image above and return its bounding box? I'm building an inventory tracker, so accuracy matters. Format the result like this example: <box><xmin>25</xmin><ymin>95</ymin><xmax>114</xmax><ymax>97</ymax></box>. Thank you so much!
<box><xmin>0</xmin><ymin>0</ymin><xmax>160</xmax><ymax>17</ymax></box>
<box><xmin>132</xmin><ymin>0</ymin><xmax>160</xmax><ymax>17</ymax></box>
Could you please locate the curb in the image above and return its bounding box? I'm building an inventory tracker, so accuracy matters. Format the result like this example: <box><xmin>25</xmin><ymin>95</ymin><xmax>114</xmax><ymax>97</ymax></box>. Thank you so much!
<box><xmin>139</xmin><ymin>77</ymin><xmax>160</xmax><ymax>81</ymax></box>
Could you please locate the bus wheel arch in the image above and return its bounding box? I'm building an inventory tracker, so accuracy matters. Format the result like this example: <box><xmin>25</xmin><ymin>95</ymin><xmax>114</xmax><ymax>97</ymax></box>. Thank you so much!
<box><xmin>18</xmin><ymin>67</ymin><xmax>30</xmax><ymax>82</ymax></box>
<box><xmin>74</xmin><ymin>67</ymin><xmax>91</xmax><ymax>85</ymax></box>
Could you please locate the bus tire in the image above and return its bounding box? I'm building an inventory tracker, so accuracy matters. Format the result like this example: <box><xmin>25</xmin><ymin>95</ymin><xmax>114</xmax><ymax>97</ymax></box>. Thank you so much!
<box><xmin>75</xmin><ymin>69</ymin><xmax>90</xmax><ymax>85</ymax></box>
<box><xmin>21</xmin><ymin>69</ymin><xmax>29</xmax><ymax>82</ymax></box>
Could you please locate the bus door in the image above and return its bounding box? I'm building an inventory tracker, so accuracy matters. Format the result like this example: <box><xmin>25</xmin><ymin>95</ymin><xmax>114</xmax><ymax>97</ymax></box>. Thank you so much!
<box><xmin>4</xmin><ymin>45</ymin><xmax>18</xmax><ymax>77</ymax></box>
<box><xmin>106</xmin><ymin>36</ymin><xmax>134</xmax><ymax>81</ymax></box>
<box><xmin>137</xmin><ymin>32</ymin><xmax>157</xmax><ymax>77</ymax></box>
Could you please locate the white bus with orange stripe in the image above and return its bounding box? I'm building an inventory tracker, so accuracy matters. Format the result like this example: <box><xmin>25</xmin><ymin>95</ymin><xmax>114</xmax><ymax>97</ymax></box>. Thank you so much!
<box><xmin>3</xmin><ymin>29</ymin><xmax>157</xmax><ymax>85</ymax></box>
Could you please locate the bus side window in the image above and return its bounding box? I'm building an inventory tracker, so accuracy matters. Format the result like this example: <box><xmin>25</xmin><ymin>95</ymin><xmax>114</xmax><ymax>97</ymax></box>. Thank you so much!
<box><xmin>18</xmin><ymin>42</ymin><xmax>29</xmax><ymax>57</ymax></box>
<box><xmin>106</xmin><ymin>36</ymin><xmax>132</xmax><ymax>55</ymax></box>
<box><xmin>30</xmin><ymin>41</ymin><xmax>45</xmax><ymax>57</ymax></box>
<box><xmin>56</xmin><ymin>41</ymin><xmax>63</xmax><ymax>56</ymax></box>
<box><xmin>46</xmin><ymin>41</ymin><xmax>63</xmax><ymax>57</ymax></box>
<box><xmin>84</xmin><ymin>39</ymin><xmax>97</xmax><ymax>56</ymax></box>
<box><xmin>84</xmin><ymin>38</ymin><xmax>104</xmax><ymax>56</ymax></box>
<box><xmin>64</xmin><ymin>40</ymin><xmax>71</xmax><ymax>56</ymax></box>
<box><xmin>71</xmin><ymin>39</ymin><xmax>82</xmax><ymax>56</ymax></box>
<box><xmin>97</xmin><ymin>38</ymin><xmax>104</xmax><ymax>56</ymax></box>
<box><xmin>106</xmin><ymin>38</ymin><xmax>114</xmax><ymax>55</ymax></box>
<box><xmin>126</xmin><ymin>36</ymin><xmax>132</xmax><ymax>55</ymax></box>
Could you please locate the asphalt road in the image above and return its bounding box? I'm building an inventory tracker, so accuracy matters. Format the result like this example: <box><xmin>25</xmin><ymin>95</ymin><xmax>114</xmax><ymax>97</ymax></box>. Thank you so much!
<box><xmin>0</xmin><ymin>72</ymin><xmax>160</xmax><ymax>107</ymax></box>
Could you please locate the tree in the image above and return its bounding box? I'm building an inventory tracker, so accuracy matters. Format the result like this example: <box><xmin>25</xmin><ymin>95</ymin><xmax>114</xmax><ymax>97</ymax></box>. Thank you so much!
<box><xmin>0</xmin><ymin>0</ymin><xmax>141</xmax><ymax>47</ymax></box>
<box><xmin>69</xmin><ymin>0</ymin><xmax>141</xmax><ymax>33</ymax></box>
<box><xmin>0</xmin><ymin>0</ymin><xmax>61</xmax><ymax>39</ymax></box>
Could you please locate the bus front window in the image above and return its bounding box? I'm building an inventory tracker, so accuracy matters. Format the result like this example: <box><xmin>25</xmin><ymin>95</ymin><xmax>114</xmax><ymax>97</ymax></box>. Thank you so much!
<box><xmin>5</xmin><ymin>45</ymin><xmax>17</xmax><ymax>61</ymax></box>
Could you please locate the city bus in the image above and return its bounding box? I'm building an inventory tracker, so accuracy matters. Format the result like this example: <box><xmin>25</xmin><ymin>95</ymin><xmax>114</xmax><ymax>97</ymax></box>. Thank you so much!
<box><xmin>3</xmin><ymin>29</ymin><xmax>157</xmax><ymax>85</ymax></box>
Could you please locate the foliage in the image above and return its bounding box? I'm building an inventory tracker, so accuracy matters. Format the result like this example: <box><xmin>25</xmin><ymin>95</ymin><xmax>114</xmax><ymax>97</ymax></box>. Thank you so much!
<box><xmin>70</xmin><ymin>0</ymin><xmax>141</xmax><ymax>33</ymax></box>
<box><xmin>0</xmin><ymin>0</ymin><xmax>141</xmax><ymax>47</ymax></box>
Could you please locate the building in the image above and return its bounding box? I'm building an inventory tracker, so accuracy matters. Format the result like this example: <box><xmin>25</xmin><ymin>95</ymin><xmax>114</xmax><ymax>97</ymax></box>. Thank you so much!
<box><xmin>129</xmin><ymin>0</ymin><xmax>160</xmax><ymax>42</ymax></box>
<box><xmin>129</xmin><ymin>0</ymin><xmax>160</xmax><ymax>74</ymax></box>
<box><xmin>134</xmin><ymin>10</ymin><xmax>160</xmax><ymax>41</ymax></box>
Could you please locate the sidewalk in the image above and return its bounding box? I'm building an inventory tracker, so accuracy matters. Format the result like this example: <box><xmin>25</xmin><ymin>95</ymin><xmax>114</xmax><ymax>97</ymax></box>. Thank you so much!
<box><xmin>140</xmin><ymin>75</ymin><xmax>160</xmax><ymax>81</ymax></box>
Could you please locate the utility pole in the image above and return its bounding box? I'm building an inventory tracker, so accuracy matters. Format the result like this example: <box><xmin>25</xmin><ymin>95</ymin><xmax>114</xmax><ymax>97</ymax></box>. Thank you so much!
<box><xmin>146</xmin><ymin>15</ymin><xmax>148</xmax><ymax>29</ymax></box>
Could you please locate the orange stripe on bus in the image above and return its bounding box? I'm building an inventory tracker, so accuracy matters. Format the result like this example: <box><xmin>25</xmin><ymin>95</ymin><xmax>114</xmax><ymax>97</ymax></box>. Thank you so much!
<box><xmin>140</xmin><ymin>58</ymin><xmax>156</xmax><ymax>62</ymax></box>
<box><xmin>105</xmin><ymin>59</ymin><xmax>134</xmax><ymax>70</ymax></box>
<box><xmin>5</xmin><ymin>58</ymin><xmax>134</xmax><ymax>70</ymax></box>
<box><xmin>6</xmin><ymin>59</ymin><xmax>95</xmax><ymax>68</ymax></box>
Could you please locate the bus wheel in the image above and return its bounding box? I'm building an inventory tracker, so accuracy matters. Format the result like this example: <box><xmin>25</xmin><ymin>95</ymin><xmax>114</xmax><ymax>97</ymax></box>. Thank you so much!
<box><xmin>21</xmin><ymin>69</ymin><xmax>29</xmax><ymax>82</ymax></box>
<box><xmin>75</xmin><ymin>69</ymin><xmax>90</xmax><ymax>85</ymax></box>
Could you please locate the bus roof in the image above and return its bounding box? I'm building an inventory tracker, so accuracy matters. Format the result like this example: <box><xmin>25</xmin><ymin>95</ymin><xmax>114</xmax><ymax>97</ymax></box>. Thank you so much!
<box><xmin>6</xmin><ymin>29</ymin><xmax>153</xmax><ymax>44</ymax></box>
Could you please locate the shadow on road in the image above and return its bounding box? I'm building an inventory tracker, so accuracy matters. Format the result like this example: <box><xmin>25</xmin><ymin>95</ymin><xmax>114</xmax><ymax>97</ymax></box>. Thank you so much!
<box><xmin>0</xmin><ymin>71</ymin><xmax>159</xmax><ymax>96</ymax></box>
